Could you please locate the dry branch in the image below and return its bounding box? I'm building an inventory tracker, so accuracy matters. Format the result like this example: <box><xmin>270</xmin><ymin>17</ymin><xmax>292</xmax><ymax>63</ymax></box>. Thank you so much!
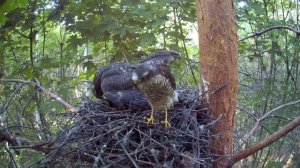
<box><xmin>226</xmin><ymin>114</ymin><xmax>300</xmax><ymax>168</ymax></box>
<box><xmin>239</xmin><ymin>26</ymin><xmax>300</xmax><ymax>42</ymax></box>
<box><xmin>0</xmin><ymin>127</ymin><xmax>53</xmax><ymax>153</ymax></box>
<box><xmin>240</xmin><ymin>99</ymin><xmax>300</xmax><ymax>146</ymax></box>
<box><xmin>0</xmin><ymin>78</ymin><xmax>77</xmax><ymax>112</ymax></box>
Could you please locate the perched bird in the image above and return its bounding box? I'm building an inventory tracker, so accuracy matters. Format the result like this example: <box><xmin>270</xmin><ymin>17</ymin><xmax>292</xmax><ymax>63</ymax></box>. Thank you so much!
<box><xmin>93</xmin><ymin>63</ymin><xmax>150</xmax><ymax>110</ymax></box>
<box><xmin>93</xmin><ymin>50</ymin><xmax>180</xmax><ymax>127</ymax></box>
<box><xmin>132</xmin><ymin>50</ymin><xmax>180</xmax><ymax>128</ymax></box>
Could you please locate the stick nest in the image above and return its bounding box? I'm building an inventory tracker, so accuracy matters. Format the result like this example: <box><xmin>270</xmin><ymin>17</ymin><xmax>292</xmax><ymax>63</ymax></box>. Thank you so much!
<box><xmin>34</xmin><ymin>85</ymin><xmax>213</xmax><ymax>168</ymax></box>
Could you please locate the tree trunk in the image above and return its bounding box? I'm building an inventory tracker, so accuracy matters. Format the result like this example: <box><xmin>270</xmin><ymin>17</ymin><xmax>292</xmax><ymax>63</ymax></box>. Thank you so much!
<box><xmin>195</xmin><ymin>0</ymin><xmax>238</xmax><ymax>167</ymax></box>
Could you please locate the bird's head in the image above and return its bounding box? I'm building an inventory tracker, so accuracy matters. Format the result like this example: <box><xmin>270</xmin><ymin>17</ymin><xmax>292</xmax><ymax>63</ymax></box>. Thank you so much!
<box><xmin>132</xmin><ymin>64</ymin><xmax>156</xmax><ymax>85</ymax></box>
<box><xmin>167</xmin><ymin>50</ymin><xmax>181</xmax><ymax>61</ymax></box>
<box><xmin>140</xmin><ymin>50</ymin><xmax>181</xmax><ymax>65</ymax></box>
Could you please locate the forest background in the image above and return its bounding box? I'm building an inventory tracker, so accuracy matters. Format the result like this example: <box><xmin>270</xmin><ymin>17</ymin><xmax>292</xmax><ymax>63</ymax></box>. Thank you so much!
<box><xmin>0</xmin><ymin>0</ymin><xmax>299</xmax><ymax>167</ymax></box>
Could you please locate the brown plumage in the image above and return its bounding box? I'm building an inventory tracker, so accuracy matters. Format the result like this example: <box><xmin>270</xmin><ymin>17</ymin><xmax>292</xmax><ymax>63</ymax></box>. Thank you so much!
<box><xmin>132</xmin><ymin>51</ymin><xmax>180</xmax><ymax>127</ymax></box>
<box><xmin>92</xmin><ymin>50</ymin><xmax>180</xmax><ymax>127</ymax></box>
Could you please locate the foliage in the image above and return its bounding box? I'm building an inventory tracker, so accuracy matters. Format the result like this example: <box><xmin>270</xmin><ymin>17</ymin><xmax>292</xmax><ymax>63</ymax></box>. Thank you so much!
<box><xmin>236</xmin><ymin>0</ymin><xmax>300</xmax><ymax>167</ymax></box>
<box><xmin>0</xmin><ymin>0</ymin><xmax>299</xmax><ymax>167</ymax></box>
<box><xmin>0</xmin><ymin>0</ymin><xmax>198</xmax><ymax>166</ymax></box>
<box><xmin>0</xmin><ymin>0</ymin><xmax>28</xmax><ymax>26</ymax></box>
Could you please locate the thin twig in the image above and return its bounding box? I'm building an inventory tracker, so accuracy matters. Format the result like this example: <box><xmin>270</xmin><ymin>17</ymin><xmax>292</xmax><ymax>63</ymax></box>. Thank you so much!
<box><xmin>227</xmin><ymin>114</ymin><xmax>300</xmax><ymax>168</ymax></box>
<box><xmin>239</xmin><ymin>26</ymin><xmax>300</xmax><ymax>42</ymax></box>
<box><xmin>240</xmin><ymin>99</ymin><xmax>300</xmax><ymax>146</ymax></box>
<box><xmin>0</xmin><ymin>79</ymin><xmax>77</xmax><ymax>113</ymax></box>
<box><xmin>120</xmin><ymin>143</ymin><xmax>139</xmax><ymax>168</ymax></box>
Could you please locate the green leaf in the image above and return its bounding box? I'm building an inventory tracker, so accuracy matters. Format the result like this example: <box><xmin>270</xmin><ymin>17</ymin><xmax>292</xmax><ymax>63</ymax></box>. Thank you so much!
<box><xmin>139</xmin><ymin>33</ymin><xmax>156</xmax><ymax>46</ymax></box>
<box><xmin>0</xmin><ymin>0</ymin><xmax>28</xmax><ymax>26</ymax></box>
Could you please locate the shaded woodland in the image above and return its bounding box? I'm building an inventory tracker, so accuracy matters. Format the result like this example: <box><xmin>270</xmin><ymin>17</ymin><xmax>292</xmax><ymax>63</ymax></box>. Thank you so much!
<box><xmin>0</xmin><ymin>0</ymin><xmax>300</xmax><ymax>167</ymax></box>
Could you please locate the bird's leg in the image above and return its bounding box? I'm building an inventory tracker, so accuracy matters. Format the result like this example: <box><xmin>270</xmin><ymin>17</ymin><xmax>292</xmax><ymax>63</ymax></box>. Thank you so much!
<box><xmin>147</xmin><ymin>109</ymin><xmax>155</xmax><ymax>125</ymax></box>
<box><xmin>162</xmin><ymin>108</ymin><xmax>170</xmax><ymax>128</ymax></box>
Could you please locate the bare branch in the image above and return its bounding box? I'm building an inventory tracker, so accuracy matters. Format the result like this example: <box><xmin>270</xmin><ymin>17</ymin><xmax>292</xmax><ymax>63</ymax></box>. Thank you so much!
<box><xmin>0</xmin><ymin>79</ymin><xmax>77</xmax><ymax>113</ymax></box>
<box><xmin>0</xmin><ymin>127</ymin><xmax>53</xmax><ymax>153</ymax></box>
<box><xmin>226</xmin><ymin>114</ymin><xmax>300</xmax><ymax>168</ymax></box>
<box><xmin>240</xmin><ymin>99</ymin><xmax>300</xmax><ymax>146</ymax></box>
<box><xmin>260</xmin><ymin>100</ymin><xmax>300</xmax><ymax>121</ymax></box>
<box><xmin>239</xmin><ymin>26</ymin><xmax>300</xmax><ymax>42</ymax></box>
<box><xmin>13</xmin><ymin>28</ymin><xmax>30</xmax><ymax>39</ymax></box>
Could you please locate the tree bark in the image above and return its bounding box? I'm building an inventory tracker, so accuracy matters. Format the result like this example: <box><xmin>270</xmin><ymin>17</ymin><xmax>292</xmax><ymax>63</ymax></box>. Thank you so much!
<box><xmin>195</xmin><ymin>0</ymin><xmax>238</xmax><ymax>167</ymax></box>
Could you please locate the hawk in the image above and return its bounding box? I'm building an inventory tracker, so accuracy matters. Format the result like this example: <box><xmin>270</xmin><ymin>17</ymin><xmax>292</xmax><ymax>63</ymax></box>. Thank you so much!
<box><xmin>132</xmin><ymin>50</ymin><xmax>180</xmax><ymax>128</ymax></box>
<box><xmin>93</xmin><ymin>50</ymin><xmax>180</xmax><ymax>127</ymax></box>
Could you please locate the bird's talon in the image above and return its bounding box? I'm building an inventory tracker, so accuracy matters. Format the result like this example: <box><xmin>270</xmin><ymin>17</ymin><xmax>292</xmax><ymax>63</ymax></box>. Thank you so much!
<box><xmin>147</xmin><ymin>116</ymin><xmax>155</xmax><ymax>125</ymax></box>
<box><xmin>161</xmin><ymin>120</ymin><xmax>171</xmax><ymax>128</ymax></box>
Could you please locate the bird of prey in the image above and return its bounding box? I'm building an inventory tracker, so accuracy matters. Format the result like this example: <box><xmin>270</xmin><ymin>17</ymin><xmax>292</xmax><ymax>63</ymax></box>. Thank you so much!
<box><xmin>132</xmin><ymin>50</ymin><xmax>180</xmax><ymax>128</ymax></box>
<box><xmin>93</xmin><ymin>50</ymin><xmax>180</xmax><ymax>127</ymax></box>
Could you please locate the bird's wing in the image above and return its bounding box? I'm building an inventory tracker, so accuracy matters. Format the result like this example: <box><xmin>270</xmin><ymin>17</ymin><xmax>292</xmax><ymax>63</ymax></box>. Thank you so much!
<box><xmin>158</xmin><ymin>64</ymin><xmax>176</xmax><ymax>89</ymax></box>
<box><xmin>93</xmin><ymin>67</ymin><xmax>104</xmax><ymax>99</ymax></box>
<box><xmin>140</xmin><ymin>50</ymin><xmax>181</xmax><ymax>65</ymax></box>
<box><xmin>93</xmin><ymin>63</ymin><xmax>136</xmax><ymax>99</ymax></box>
<box><xmin>139</xmin><ymin>50</ymin><xmax>180</xmax><ymax>89</ymax></box>
<box><xmin>101</xmin><ymin>73</ymin><xmax>135</xmax><ymax>92</ymax></box>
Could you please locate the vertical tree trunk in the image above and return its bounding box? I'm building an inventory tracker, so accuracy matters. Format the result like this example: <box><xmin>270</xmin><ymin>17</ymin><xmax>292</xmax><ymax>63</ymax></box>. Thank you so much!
<box><xmin>195</xmin><ymin>0</ymin><xmax>238</xmax><ymax>167</ymax></box>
